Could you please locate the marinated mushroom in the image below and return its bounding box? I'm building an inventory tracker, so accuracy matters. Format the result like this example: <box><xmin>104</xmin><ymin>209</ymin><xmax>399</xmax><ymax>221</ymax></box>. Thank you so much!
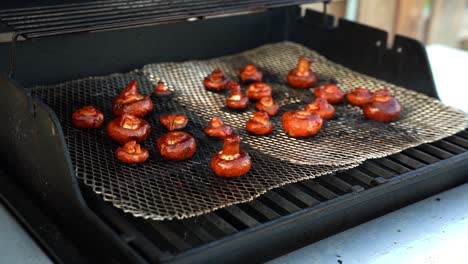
<box><xmin>72</xmin><ymin>106</ymin><xmax>104</xmax><ymax>128</ymax></box>
<box><xmin>282</xmin><ymin>110</ymin><xmax>323</xmax><ymax>138</ymax></box>
<box><xmin>203</xmin><ymin>69</ymin><xmax>229</xmax><ymax>91</ymax></box>
<box><xmin>160</xmin><ymin>114</ymin><xmax>189</xmax><ymax>131</ymax></box>
<box><xmin>255</xmin><ymin>96</ymin><xmax>280</xmax><ymax>116</ymax></box>
<box><xmin>153</xmin><ymin>81</ymin><xmax>173</xmax><ymax>96</ymax></box>
<box><xmin>239</xmin><ymin>64</ymin><xmax>263</xmax><ymax>83</ymax></box>
<box><xmin>106</xmin><ymin>114</ymin><xmax>151</xmax><ymax>144</ymax></box>
<box><xmin>246</xmin><ymin>82</ymin><xmax>272</xmax><ymax>101</ymax></box>
<box><xmin>157</xmin><ymin>131</ymin><xmax>197</xmax><ymax>161</ymax></box>
<box><xmin>112</xmin><ymin>80</ymin><xmax>153</xmax><ymax>117</ymax></box>
<box><xmin>305</xmin><ymin>97</ymin><xmax>335</xmax><ymax>120</ymax></box>
<box><xmin>363</xmin><ymin>88</ymin><xmax>401</xmax><ymax>122</ymax></box>
<box><xmin>204</xmin><ymin>117</ymin><xmax>233</xmax><ymax>138</ymax></box>
<box><xmin>287</xmin><ymin>56</ymin><xmax>318</xmax><ymax>89</ymax></box>
<box><xmin>115</xmin><ymin>141</ymin><xmax>149</xmax><ymax>164</ymax></box>
<box><xmin>226</xmin><ymin>81</ymin><xmax>249</xmax><ymax>110</ymax></box>
<box><xmin>246</xmin><ymin>111</ymin><xmax>273</xmax><ymax>135</ymax></box>
<box><xmin>347</xmin><ymin>87</ymin><xmax>372</xmax><ymax>107</ymax></box>
<box><xmin>211</xmin><ymin>134</ymin><xmax>251</xmax><ymax>178</ymax></box>
<box><xmin>314</xmin><ymin>83</ymin><xmax>345</xmax><ymax>104</ymax></box>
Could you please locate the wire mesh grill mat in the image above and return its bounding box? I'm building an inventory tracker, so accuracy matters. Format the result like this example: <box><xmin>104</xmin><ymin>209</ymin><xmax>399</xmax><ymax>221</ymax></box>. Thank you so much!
<box><xmin>143</xmin><ymin>42</ymin><xmax>467</xmax><ymax>166</ymax></box>
<box><xmin>29</xmin><ymin>42</ymin><xmax>466</xmax><ymax>220</ymax></box>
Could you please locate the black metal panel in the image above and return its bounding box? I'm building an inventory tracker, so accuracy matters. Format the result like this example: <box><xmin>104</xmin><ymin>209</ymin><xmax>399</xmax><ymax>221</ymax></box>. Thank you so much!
<box><xmin>294</xmin><ymin>9</ymin><xmax>438</xmax><ymax>98</ymax></box>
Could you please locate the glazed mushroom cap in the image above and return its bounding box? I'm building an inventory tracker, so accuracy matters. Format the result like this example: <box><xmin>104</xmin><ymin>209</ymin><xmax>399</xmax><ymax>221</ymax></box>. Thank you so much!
<box><xmin>346</xmin><ymin>87</ymin><xmax>372</xmax><ymax>107</ymax></box>
<box><xmin>157</xmin><ymin>131</ymin><xmax>197</xmax><ymax>161</ymax></box>
<box><xmin>287</xmin><ymin>56</ymin><xmax>318</xmax><ymax>89</ymax></box>
<box><xmin>282</xmin><ymin>110</ymin><xmax>323</xmax><ymax>138</ymax></box>
<box><xmin>255</xmin><ymin>96</ymin><xmax>280</xmax><ymax>116</ymax></box>
<box><xmin>363</xmin><ymin>89</ymin><xmax>401</xmax><ymax>122</ymax></box>
<box><xmin>115</xmin><ymin>141</ymin><xmax>149</xmax><ymax>164</ymax></box>
<box><xmin>239</xmin><ymin>64</ymin><xmax>263</xmax><ymax>83</ymax></box>
<box><xmin>106</xmin><ymin>114</ymin><xmax>151</xmax><ymax>144</ymax></box>
<box><xmin>226</xmin><ymin>81</ymin><xmax>249</xmax><ymax>110</ymax></box>
<box><xmin>153</xmin><ymin>81</ymin><xmax>173</xmax><ymax>96</ymax></box>
<box><xmin>314</xmin><ymin>83</ymin><xmax>345</xmax><ymax>104</ymax></box>
<box><xmin>203</xmin><ymin>69</ymin><xmax>229</xmax><ymax>91</ymax></box>
<box><xmin>112</xmin><ymin>80</ymin><xmax>154</xmax><ymax>117</ymax></box>
<box><xmin>210</xmin><ymin>134</ymin><xmax>252</xmax><ymax>178</ymax></box>
<box><xmin>246</xmin><ymin>82</ymin><xmax>272</xmax><ymax>101</ymax></box>
<box><xmin>160</xmin><ymin>114</ymin><xmax>189</xmax><ymax>131</ymax></box>
<box><xmin>246</xmin><ymin>111</ymin><xmax>273</xmax><ymax>135</ymax></box>
<box><xmin>305</xmin><ymin>97</ymin><xmax>335</xmax><ymax>120</ymax></box>
<box><xmin>72</xmin><ymin>106</ymin><xmax>104</xmax><ymax>128</ymax></box>
<box><xmin>204</xmin><ymin>117</ymin><xmax>233</xmax><ymax>138</ymax></box>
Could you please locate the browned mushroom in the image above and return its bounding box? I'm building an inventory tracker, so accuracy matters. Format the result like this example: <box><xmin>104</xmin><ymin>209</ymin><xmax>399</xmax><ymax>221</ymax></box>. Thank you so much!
<box><xmin>112</xmin><ymin>80</ymin><xmax>153</xmax><ymax>117</ymax></box>
<box><xmin>159</xmin><ymin>114</ymin><xmax>189</xmax><ymax>131</ymax></box>
<box><xmin>239</xmin><ymin>64</ymin><xmax>263</xmax><ymax>83</ymax></box>
<box><xmin>282</xmin><ymin>110</ymin><xmax>323</xmax><ymax>138</ymax></box>
<box><xmin>211</xmin><ymin>134</ymin><xmax>251</xmax><ymax>178</ymax></box>
<box><xmin>246</xmin><ymin>82</ymin><xmax>272</xmax><ymax>101</ymax></box>
<box><xmin>204</xmin><ymin>117</ymin><xmax>233</xmax><ymax>138</ymax></box>
<box><xmin>72</xmin><ymin>106</ymin><xmax>104</xmax><ymax>128</ymax></box>
<box><xmin>287</xmin><ymin>56</ymin><xmax>318</xmax><ymax>89</ymax></box>
<box><xmin>255</xmin><ymin>96</ymin><xmax>280</xmax><ymax>116</ymax></box>
<box><xmin>203</xmin><ymin>69</ymin><xmax>229</xmax><ymax>91</ymax></box>
<box><xmin>346</xmin><ymin>87</ymin><xmax>372</xmax><ymax>107</ymax></box>
<box><xmin>363</xmin><ymin>88</ymin><xmax>401</xmax><ymax>122</ymax></box>
<box><xmin>226</xmin><ymin>81</ymin><xmax>249</xmax><ymax>110</ymax></box>
<box><xmin>246</xmin><ymin>111</ymin><xmax>273</xmax><ymax>135</ymax></box>
<box><xmin>106</xmin><ymin>114</ymin><xmax>151</xmax><ymax>144</ymax></box>
<box><xmin>305</xmin><ymin>97</ymin><xmax>335</xmax><ymax>120</ymax></box>
<box><xmin>115</xmin><ymin>141</ymin><xmax>149</xmax><ymax>164</ymax></box>
<box><xmin>313</xmin><ymin>83</ymin><xmax>345</xmax><ymax>104</ymax></box>
<box><xmin>157</xmin><ymin>132</ymin><xmax>197</xmax><ymax>161</ymax></box>
<box><xmin>153</xmin><ymin>81</ymin><xmax>173</xmax><ymax>96</ymax></box>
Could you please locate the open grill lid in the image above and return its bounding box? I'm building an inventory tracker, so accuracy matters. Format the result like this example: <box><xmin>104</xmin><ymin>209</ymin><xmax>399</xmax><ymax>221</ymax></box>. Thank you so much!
<box><xmin>0</xmin><ymin>0</ymin><xmax>324</xmax><ymax>39</ymax></box>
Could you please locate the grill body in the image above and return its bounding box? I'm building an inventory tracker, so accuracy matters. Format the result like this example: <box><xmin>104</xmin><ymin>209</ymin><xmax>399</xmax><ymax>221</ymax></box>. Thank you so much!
<box><xmin>0</xmin><ymin>6</ymin><xmax>466</xmax><ymax>264</ymax></box>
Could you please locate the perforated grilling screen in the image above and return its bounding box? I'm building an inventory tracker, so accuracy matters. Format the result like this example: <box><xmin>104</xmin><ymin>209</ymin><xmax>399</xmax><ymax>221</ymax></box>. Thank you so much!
<box><xmin>29</xmin><ymin>42</ymin><xmax>466</xmax><ymax>220</ymax></box>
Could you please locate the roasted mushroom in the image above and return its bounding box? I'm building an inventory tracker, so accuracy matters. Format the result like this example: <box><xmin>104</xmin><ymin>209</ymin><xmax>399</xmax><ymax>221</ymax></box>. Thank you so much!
<box><xmin>363</xmin><ymin>88</ymin><xmax>401</xmax><ymax>122</ymax></box>
<box><xmin>153</xmin><ymin>81</ymin><xmax>173</xmax><ymax>96</ymax></box>
<box><xmin>106</xmin><ymin>114</ymin><xmax>151</xmax><ymax>144</ymax></box>
<box><xmin>211</xmin><ymin>134</ymin><xmax>251</xmax><ymax>178</ymax></box>
<box><xmin>112</xmin><ymin>80</ymin><xmax>153</xmax><ymax>117</ymax></box>
<box><xmin>115</xmin><ymin>141</ymin><xmax>149</xmax><ymax>164</ymax></box>
<box><xmin>305</xmin><ymin>97</ymin><xmax>335</xmax><ymax>120</ymax></box>
<box><xmin>347</xmin><ymin>87</ymin><xmax>372</xmax><ymax>107</ymax></box>
<box><xmin>72</xmin><ymin>106</ymin><xmax>104</xmax><ymax>128</ymax></box>
<box><xmin>246</xmin><ymin>111</ymin><xmax>273</xmax><ymax>135</ymax></box>
<box><xmin>203</xmin><ymin>69</ymin><xmax>229</xmax><ymax>91</ymax></box>
<box><xmin>314</xmin><ymin>83</ymin><xmax>345</xmax><ymax>104</ymax></box>
<box><xmin>160</xmin><ymin>114</ymin><xmax>188</xmax><ymax>131</ymax></box>
<box><xmin>204</xmin><ymin>117</ymin><xmax>233</xmax><ymax>138</ymax></box>
<box><xmin>246</xmin><ymin>82</ymin><xmax>272</xmax><ymax>101</ymax></box>
<box><xmin>226</xmin><ymin>81</ymin><xmax>249</xmax><ymax>110</ymax></box>
<box><xmin>255</xmin><ymin>96</ymin><xmax>280</xmax><ymax>116</ymax></box>
<box><xmin>287</xmin><ymin>56</ymin><xmax>318</xmax><ymax>89</ymax></box>
<box><xmin>157</xmin><ymin>131</ymin><xmax>197</xmax><ymax>161</ymax></box>
<box><xmin>282</xmin><ymin>110</ymin><xmax>323</xmax><ymax>138</ymax></box>
<box><xmin>239</xmin><ymin>64</ymin><xmax>263</xmax><ymax>83</ymax></box>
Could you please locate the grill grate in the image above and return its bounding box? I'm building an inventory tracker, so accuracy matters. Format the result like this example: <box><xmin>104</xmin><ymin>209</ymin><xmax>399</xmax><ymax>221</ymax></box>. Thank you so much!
<box><xmin>118</xmin><ymin>129</ymin><xmax>467</xmax><ymax>258</ymax></box>
<box><xmin>28</xmin><ymin>42</ymin><xmax>466</xmax><ymax>221</ymax></box>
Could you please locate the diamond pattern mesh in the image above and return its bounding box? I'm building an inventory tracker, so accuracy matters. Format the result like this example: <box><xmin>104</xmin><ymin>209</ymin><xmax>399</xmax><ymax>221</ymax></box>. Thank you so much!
<box><xmin>29</xmin><ymin>42</ymin><xmax>467</xmax><ymax>220</ymax></box>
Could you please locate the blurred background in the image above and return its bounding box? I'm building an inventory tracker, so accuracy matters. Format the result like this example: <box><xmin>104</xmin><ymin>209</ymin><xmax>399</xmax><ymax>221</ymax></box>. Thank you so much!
<box><xmin>304</xmin><ymin>0</ymin><xmax>468</xmax><ymax>50</ymax></box>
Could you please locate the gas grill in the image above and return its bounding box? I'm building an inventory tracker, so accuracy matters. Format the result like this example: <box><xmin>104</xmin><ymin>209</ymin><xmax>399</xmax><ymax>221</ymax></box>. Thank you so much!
<box><xmin>1</xmin><ymin>1</ymin><xmax>467</xmax><ymax>263</ymax></box>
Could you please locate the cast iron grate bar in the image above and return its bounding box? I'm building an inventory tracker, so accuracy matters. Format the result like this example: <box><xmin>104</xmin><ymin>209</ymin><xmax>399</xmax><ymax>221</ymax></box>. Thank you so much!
<box><xmin>388</xmin><ymin>153</ymin><xmax>425</xmax><ymax>170</ymax></box>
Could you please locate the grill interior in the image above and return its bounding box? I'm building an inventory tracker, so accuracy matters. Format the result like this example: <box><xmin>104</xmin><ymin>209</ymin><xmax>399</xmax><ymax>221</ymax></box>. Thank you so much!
<box><xmin>0</xmin><ymin>3</ymin><xmax>467</xmax><ymax>264</ymax></box>
<box><xmin>88</xmin><ymin>129</ymin><xmax>468</xmax><ymax>262</ymax></box>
